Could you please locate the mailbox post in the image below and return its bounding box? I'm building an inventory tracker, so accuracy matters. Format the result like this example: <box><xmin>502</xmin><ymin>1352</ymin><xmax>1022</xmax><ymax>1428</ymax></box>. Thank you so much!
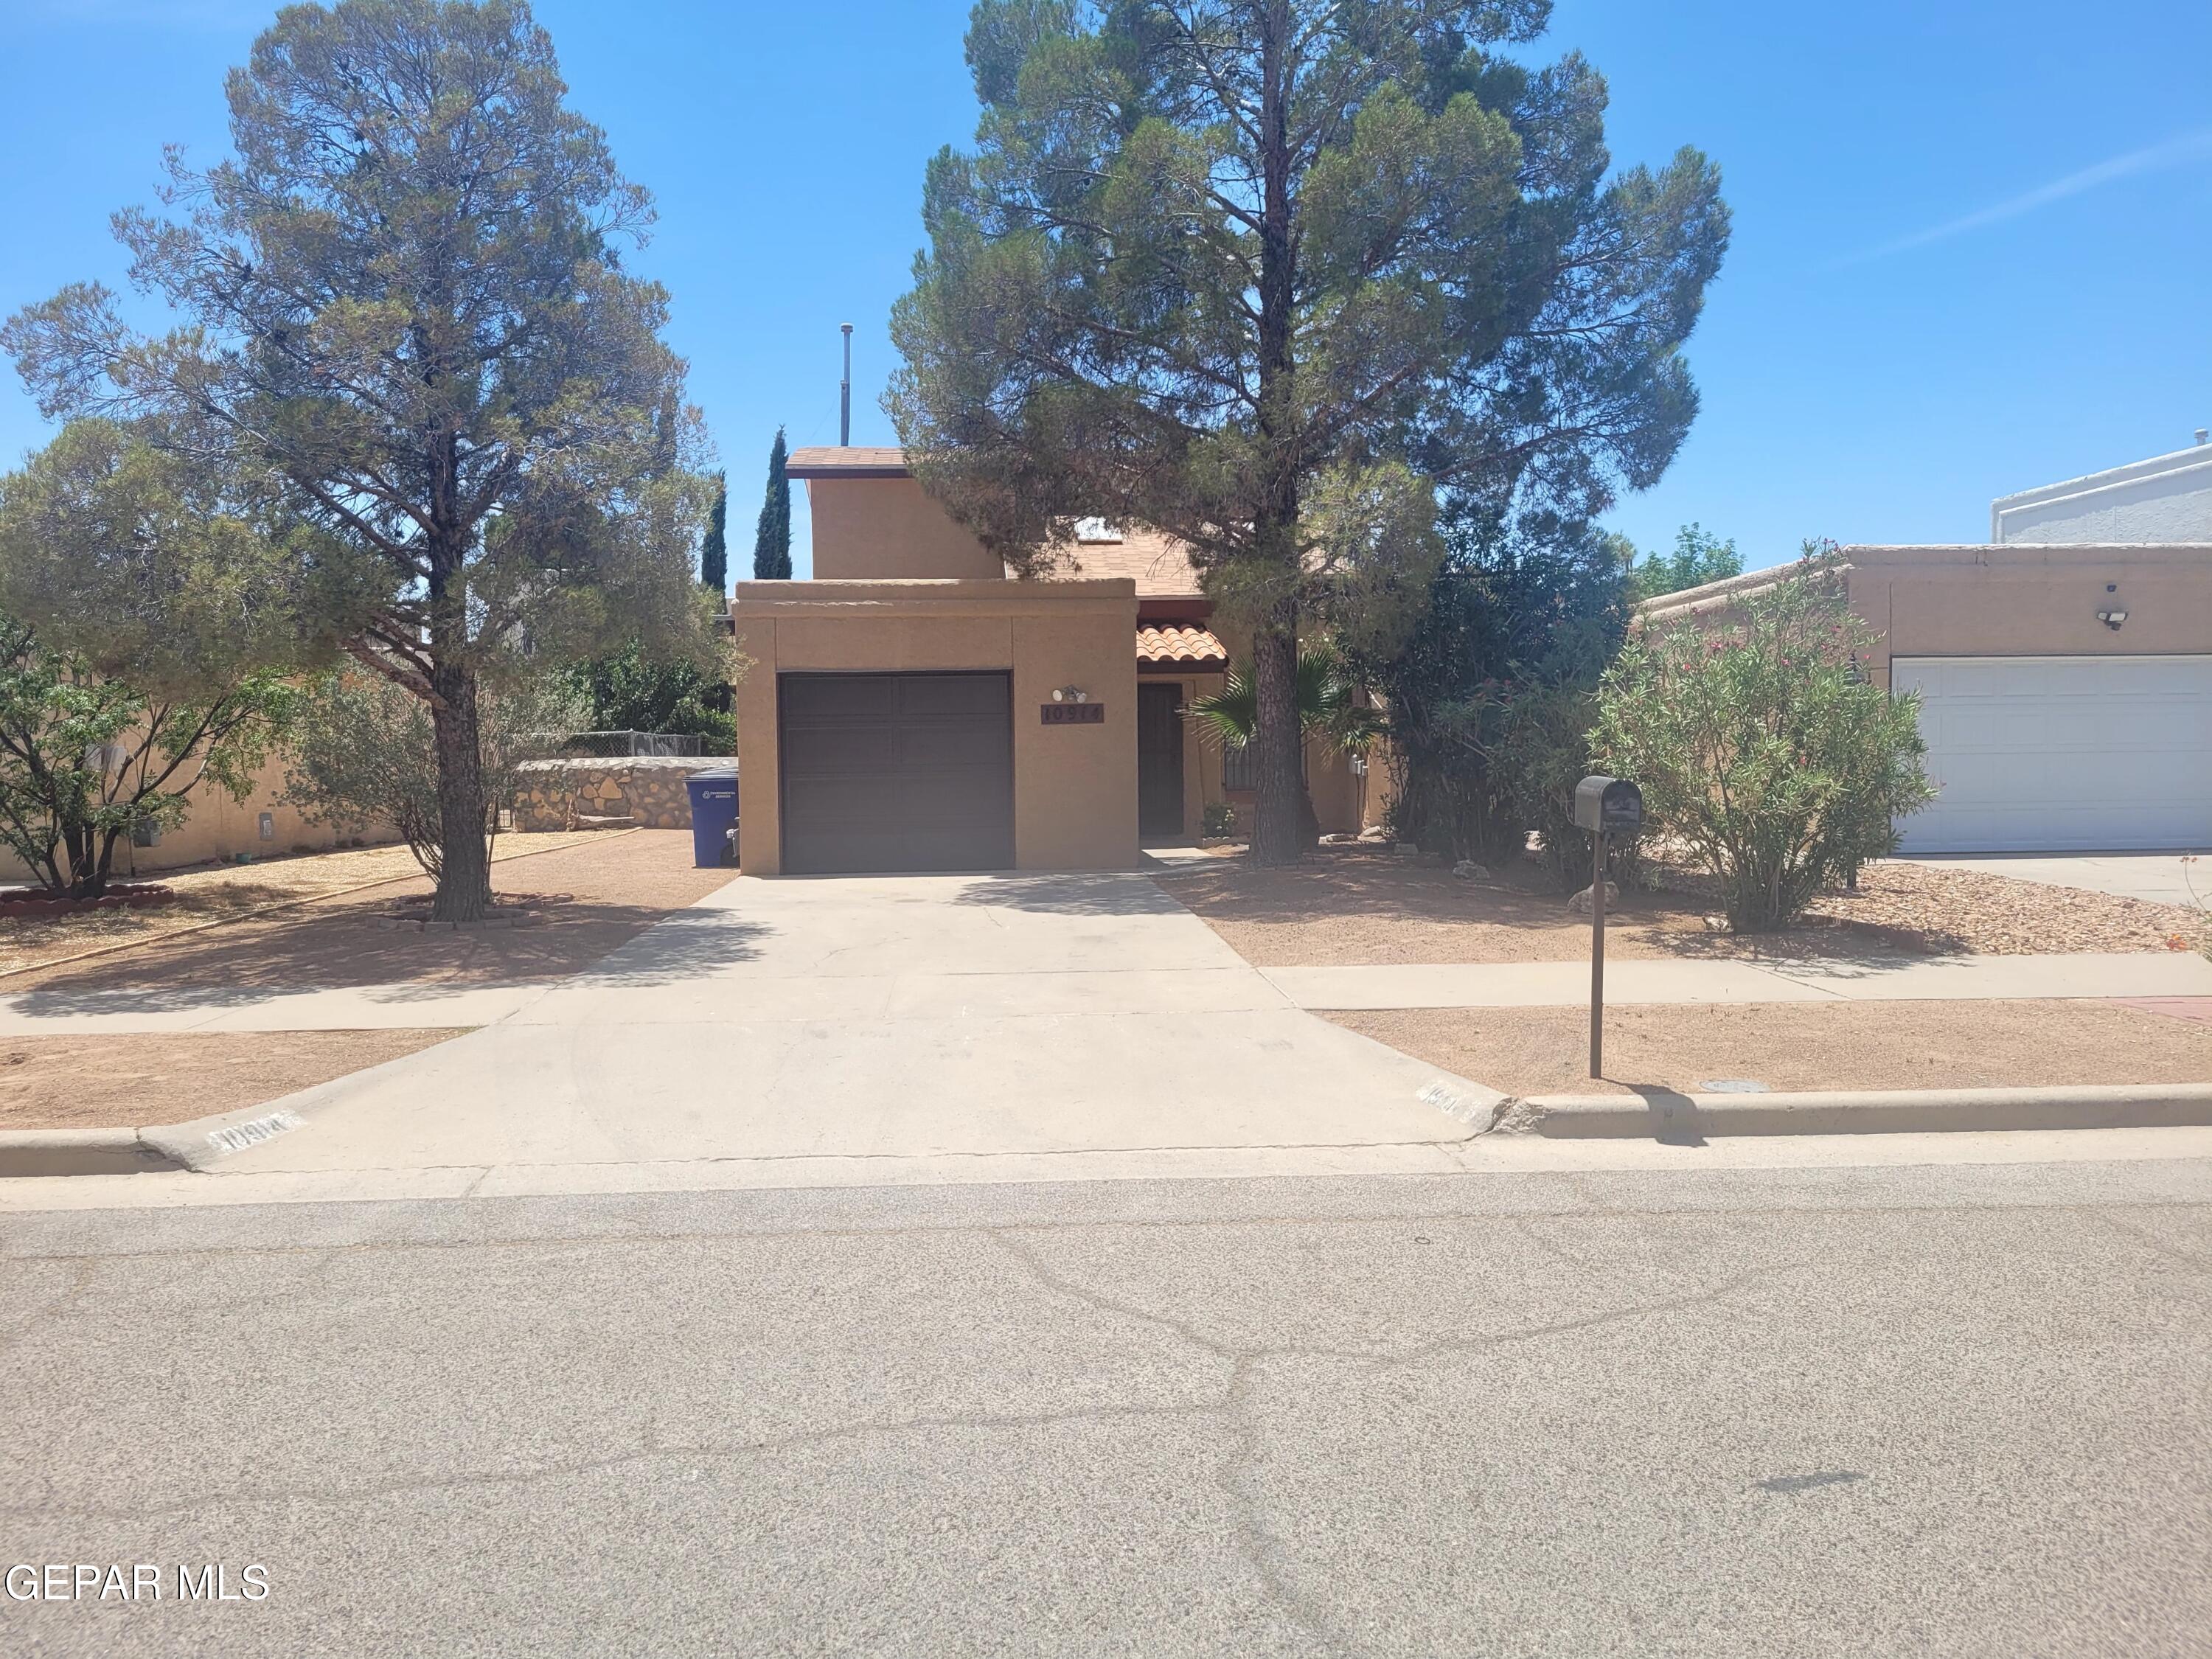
<box><xmin>1572</xmin><ymin>776</ymin><xmax>1644</xmax><ymax>1079</ymax></box>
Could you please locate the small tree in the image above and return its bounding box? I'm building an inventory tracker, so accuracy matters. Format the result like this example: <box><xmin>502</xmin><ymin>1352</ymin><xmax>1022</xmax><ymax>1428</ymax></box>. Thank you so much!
<box><xmin>0</xmin><ymin>420</ymin><xmax>313</xmax><ymax>897</ymax></box>
<box><xmin>700</xmin><ymin>473</ymin><xmax>729</xmax><ymax>595</ymax></box>
<box><xmin>1625</xmin><ymin>522</ymin><xmax>1742</xmax><ymax>604</ymax></box>
<box><xmin>0</xmin><ymin>622</ymin><xmax>294</xmax><ymax>898</ymax></box>
<box><xmin>5</xmin><ymin>0</ymin><xmax>712</xmax><ymax>922</ymax></box>
<box><xmin>568</xmin><ymin>635</ymin><xmax>736</xmax><ymax>751</ymax></box>
<box><xmin>285</xmin><ymin>667</ymin><xmax>585</xmax><ymax>882</ymax></box>
<box><xmin>1593</xmin><ymin>546</ymin><xmax>1935</xmax><ymax>931</ymax></box>
<box><xmin>753</xmin><ymin>428</ymin><xmax>791</xmax><ymax>580</ymax></box>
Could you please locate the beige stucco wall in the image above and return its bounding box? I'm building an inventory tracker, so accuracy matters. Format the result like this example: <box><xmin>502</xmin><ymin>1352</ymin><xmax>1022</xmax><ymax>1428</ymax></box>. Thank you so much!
<box><xmin>1639</xmin><ymin>544</ymin><xmax>2212</xmax><ymax>687</ymax></box>
<box><xmin>0</xmin><ymin>751</ymin><xmax>385</xmax><ymax>888</ymax></box>
<box><xmin>731</xmin><ymin>579</ymin><xmax>1138</xmax><ymax>874</ymax></box>
<box><xmin>1840</xmin><ymin>543</ymin><xmax>2212</xmax><ymax>685</ymax></box>
<box><xmin>804</xmin><ymin>477</ymin><xmax>1004</xmax><ymax>580</ymax></box>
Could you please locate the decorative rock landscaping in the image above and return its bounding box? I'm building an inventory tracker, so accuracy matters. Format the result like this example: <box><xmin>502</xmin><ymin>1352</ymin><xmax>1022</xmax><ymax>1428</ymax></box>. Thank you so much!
<box><xmin>509</xmin><ymin>757</ymin><xmax>734</xmax><ymax>832</ymax></box>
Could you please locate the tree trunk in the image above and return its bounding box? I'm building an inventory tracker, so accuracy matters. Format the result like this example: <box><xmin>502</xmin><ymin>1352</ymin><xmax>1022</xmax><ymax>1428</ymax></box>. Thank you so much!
<box><xmin>1248</xmin><ymin>606</ymin><xmax>1310</xmax><ymax>866</ymax></box>
<box><xmin>1247</xmin><ymin>0</ymin><xmax>1308</xmax><ymax>868</ymax></box>
<box><xmin>429</xmin><ymin>656</ymin><xmax>493</xmax><ymax>922</ymax></box>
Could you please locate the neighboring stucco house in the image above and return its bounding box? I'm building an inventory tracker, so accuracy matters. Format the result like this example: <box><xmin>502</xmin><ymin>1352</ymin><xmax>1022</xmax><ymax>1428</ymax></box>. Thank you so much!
<box><xmin>1990</xmin><ymin>437</ymin><xmax>2212</xmax><ymax>544</ymax></box>
<box><xmin>1642</xmin><ymin>442</ymin><xmax>2212</xmax><ymax>855</ymax></box>
<box><xmin>728</xmin><ymin>447</ymin><xmax>1377</xmax><ymax>876</ymax></box>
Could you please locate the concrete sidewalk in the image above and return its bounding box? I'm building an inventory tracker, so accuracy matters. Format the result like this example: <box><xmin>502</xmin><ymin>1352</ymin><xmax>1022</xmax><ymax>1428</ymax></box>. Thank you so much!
<box><xmin>1264</xmin><ymin>950</ymin><xmax>2212</xmax><ymax>1010</ymax></box>
<box><xmin>6</xmin><ymin>944</ymin><xmax>2206</xmax><ymax>1036</ymax></box>
<box><xmin>198</xmin><ymin>872</ymin><xmax>1499</xmax><ymax>1177</ymax></box>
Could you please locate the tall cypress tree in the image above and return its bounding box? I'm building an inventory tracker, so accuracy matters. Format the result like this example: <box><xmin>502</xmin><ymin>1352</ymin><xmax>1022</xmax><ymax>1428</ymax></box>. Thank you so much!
<box><xmin>753</xmin><ymin>428</ymin><xmax>792</xmax><ymax>580</ymax></box>
<box><xmin>700</xmin><ymin>471</ymin><xmax>728</xmax><ymax>594</ymax></box>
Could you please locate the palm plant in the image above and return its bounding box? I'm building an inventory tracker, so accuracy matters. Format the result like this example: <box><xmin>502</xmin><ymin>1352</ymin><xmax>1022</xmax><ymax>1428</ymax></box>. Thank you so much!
<box><xmin>1187</xmin><ymin>644</ymin><xmax>1378</xmax><ymax>844</ymax></box>
<box><xmin>1186</xmin><ymin>643</ymin><xmax>1378</xmax><ymax>756</ymax></box>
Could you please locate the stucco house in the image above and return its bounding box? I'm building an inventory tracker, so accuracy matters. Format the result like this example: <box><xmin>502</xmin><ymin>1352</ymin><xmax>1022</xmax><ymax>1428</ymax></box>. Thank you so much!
<box><xmin>1641</xmin><ymin>440</ymin><xmax>2212</xmax><ymax>855</ymax></box>
<box><xmin>728</xmin><ymin>447</ymin><xmax>1378</xmax><ymax>876</ymax></box>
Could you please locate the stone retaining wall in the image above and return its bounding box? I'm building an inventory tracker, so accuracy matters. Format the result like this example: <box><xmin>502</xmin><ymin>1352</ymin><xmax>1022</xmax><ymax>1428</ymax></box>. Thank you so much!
<box><xmin>510</xmin><ymin>757</ymin><xmax>734</xmax><ymax>832</ymax></box>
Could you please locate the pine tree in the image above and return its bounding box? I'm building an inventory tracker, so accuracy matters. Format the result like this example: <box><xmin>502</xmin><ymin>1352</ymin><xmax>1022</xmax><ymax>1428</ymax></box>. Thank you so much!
<box><xmin>891</xmin><ymin>1</ymin><xmax>1727</xmax><ymax>864</ymax></box>
<box><xmin>753</xmin><ymin>429</ymin><xmax>792</xmax><ymax>580</ymax></box>
<box><xmin>700</xmin><ymin>471</ymin><xmax>728</xmax><ymax>594</ymax></box>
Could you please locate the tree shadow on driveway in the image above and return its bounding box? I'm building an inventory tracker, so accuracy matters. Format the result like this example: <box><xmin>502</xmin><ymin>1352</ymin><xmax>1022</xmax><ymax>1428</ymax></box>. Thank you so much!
<box><xmin>2</xmin><ymin>899</ymin><xmax>771</xmax><ymax>1017</ymax></box>
<box><xmin>948</xmin><ymin>872</ymin><xmax>1192</xmax><ymax>917</ymax></box>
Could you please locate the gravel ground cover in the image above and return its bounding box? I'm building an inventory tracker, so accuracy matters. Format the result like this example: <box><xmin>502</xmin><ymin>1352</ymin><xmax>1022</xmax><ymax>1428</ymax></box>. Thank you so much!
<box><xmin>1152</xmin><ymin>843</ymin><xmax>2208</xmax><ymax>967</ymax></box>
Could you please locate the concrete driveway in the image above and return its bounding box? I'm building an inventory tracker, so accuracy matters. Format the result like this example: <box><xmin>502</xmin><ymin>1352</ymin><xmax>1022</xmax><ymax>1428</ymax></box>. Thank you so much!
<box><xmin>1902</xmin><ymin>852</ymin><xmax>2210</xmax><ymax>907</ymax></box>
<box><xmin>212</xmin><ymin>872</ymin><xmax>1494</xmax><ymax>1178</ymax></box>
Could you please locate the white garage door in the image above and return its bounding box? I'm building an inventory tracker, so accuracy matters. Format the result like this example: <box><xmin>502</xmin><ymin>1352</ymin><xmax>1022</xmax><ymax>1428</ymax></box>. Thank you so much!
<box><xmin>1893</xmin><ymin>655</ymin><xmax>2212</xmax><ymax>853</ymax></box>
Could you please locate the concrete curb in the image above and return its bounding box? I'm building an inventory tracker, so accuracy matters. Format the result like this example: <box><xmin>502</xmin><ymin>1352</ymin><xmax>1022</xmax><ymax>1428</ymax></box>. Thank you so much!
<box><xmin>0</xmin><ymin>1031</ymin><xmax>493</xmax><ymax>1178</ymax></box>
<box><xmin>0</xmin><ymin>1128</ymin><xmax>189</xmax><ymax>1177</ymax></box>
<box><xmin>1506</xmin><ymin>1082</ymin><xmax>2212</xmax><ymax>1139</ymax></box>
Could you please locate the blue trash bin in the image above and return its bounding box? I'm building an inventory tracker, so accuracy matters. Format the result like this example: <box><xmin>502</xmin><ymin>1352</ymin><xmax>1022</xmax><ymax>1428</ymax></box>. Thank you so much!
<box><xmin>686</xmin><ymin>768</ymin><xmax>739</xmax><ymax>868</ymax></box>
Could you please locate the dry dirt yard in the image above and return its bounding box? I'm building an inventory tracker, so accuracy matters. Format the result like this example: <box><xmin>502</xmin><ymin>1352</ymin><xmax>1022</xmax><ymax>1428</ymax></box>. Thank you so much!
<box><xmin>1327</xmin><ymin>999</ymin><xmax>2212</xmax><ymax>1099</ymax></box>
<box><xmin>0</xmin><ymin>828</ymin><xmax>618</xmax><ymax>979</ymax></box>
<box><xmin>1151</xmin><ymin>843</ymin><xmax>2208</xmax><ymax>967</ymax></box>
<box><xmin>0</xmin><ymin>830</ymin><xmax>735</xmax><ymax>1132</ymax></box>
<box><xmin>0</xmin><ymin>1030</ymin><xmax>461</xmax><ymax>1132</ymax></box>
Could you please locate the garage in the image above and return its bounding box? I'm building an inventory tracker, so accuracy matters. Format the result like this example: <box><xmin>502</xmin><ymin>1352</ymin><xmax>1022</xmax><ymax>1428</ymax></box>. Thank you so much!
<box><xmin>776</xmin><ymin>672</ymin><xmax>1015</xmax><ymax>874</ymax></box>
<box><xmin>1894</xmin><ymin>655</ymin><xmax>2212</xmax><ymax>853</ymax></box>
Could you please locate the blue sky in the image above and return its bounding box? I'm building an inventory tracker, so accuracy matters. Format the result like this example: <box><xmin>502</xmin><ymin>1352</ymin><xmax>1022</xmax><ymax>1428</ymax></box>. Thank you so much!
<box><xmin>4</xmin><ymin>0</ymin><xmax>2207</xmax><ymax>577</ymax></box>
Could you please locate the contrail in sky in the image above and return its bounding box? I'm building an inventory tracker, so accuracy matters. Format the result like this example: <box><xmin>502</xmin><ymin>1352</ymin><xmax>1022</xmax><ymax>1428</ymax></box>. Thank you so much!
<box><xmin>1845</xmin><ymin>128</ymin><xmax>2212</xmax><ymax>263</ymax></box>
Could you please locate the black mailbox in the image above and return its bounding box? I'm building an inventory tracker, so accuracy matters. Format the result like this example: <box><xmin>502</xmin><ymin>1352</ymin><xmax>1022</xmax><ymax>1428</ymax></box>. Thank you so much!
<box><xmin>1573</xmin><ymin>776</ymin><xmax>1643</xmax><ymax>835</ymax></box>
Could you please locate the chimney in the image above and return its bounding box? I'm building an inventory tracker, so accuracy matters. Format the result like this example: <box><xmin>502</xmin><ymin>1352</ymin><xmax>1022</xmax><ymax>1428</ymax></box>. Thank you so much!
<box><xmin>2195</xmin><ymin>428</ymin><xmax>2208</xmax><ymax>447</ymax></box>
<box><xmin>840</xmin><ymin>324</ymin><xmax>854</xmax><ymax>448</ymax></box>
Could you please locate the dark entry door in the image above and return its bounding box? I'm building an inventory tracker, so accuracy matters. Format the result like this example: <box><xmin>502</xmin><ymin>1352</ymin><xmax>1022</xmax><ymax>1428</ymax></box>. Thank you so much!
<box><xmin>1136</xmin><ymin>682</ymin><xmax>1186</xmax><ymax>839</ymax></box>
<box><xmin>779</xmin><ymin>672</ymin><xmax>1014</xmax><ymax>874</ymax></box>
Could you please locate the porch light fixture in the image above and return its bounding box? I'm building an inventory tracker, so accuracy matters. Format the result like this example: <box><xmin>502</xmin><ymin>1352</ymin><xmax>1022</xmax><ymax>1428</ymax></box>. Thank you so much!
<box><xmin>2096</xmin><ymin>608</ymin><xmax>2128</xmax><ymax>630</ymax></box>
<box><xmin>1052</xmin><ymin>685</ymin><xmax>1089</xmax><ymax>703</ymax></box>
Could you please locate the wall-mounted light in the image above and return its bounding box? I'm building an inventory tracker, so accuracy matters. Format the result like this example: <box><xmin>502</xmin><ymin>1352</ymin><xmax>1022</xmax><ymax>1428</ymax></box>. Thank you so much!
<box><xmin>2096</xmin><ymin>608</ymin><xmax>2128</xmax><ymax>631</ymax></box>
<box><xmin>1051</xmin><ymin>685</ymin><xmax>1089</xmax><ymax>703</ymax></box>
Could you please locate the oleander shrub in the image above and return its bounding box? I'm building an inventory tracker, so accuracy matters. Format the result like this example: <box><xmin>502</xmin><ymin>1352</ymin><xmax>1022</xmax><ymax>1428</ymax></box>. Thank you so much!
<box><xmin>1592</xmin><ymin>546</ymin><xmax>1935</xmax><ymax>932</ymax></box>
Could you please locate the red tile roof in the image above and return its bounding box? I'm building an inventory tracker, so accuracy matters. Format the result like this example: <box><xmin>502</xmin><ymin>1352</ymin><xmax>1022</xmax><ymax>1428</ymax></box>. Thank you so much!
<box><xmin>1136</xmin><ymin>624</ymin><xmax>1228</xmax><ymax>667</ymax></box>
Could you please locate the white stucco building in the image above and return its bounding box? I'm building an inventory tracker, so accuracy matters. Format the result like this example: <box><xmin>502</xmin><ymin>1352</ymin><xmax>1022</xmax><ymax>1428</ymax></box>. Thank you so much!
<box><xmin>1991</xmin><ymin>434</ymin><xmax>2212</xmax><ymax>544</ymax></box>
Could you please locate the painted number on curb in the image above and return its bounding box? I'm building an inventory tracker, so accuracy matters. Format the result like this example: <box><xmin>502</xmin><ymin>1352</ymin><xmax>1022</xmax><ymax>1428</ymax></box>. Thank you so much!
<box><xmin>204</xmin><ymin>1111</ymin><xmax>306</xmax><ymax>1158</ymax></box>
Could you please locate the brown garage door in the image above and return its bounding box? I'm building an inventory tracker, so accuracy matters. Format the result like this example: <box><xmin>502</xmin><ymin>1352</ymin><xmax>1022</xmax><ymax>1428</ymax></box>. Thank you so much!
<box><xmin>778</xmin><ymin>672</ymin><xmax>1015</xmax><ymax>874</ymax></box>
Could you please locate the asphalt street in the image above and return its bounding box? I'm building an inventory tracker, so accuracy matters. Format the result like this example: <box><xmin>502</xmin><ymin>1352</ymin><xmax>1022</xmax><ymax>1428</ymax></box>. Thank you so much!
<box><xmin>4</xmin><ymin>1156</ymin><xmax>2208</xmax><ymax>1657</ymax></box>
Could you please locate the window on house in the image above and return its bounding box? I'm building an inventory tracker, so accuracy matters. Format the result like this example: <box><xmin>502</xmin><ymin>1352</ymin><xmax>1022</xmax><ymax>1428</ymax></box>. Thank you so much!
<box><xmin>1219</xmin><ymin>742</ymin><xmax>1306</xmax><ymax>791</ymax></box>
<box><xmin>1074</xmin><ymin>517</ymin><xmax>1124</xmax><ymax>544</ymax></box>
<box><xmin>1221</xmin><ymin>740</ymin><xmax>1253</xmax><ymax>791</ymax></box>
<box><xmin>132</xmin><ymin>819</ymin><xmax>161</xmax><ymax>849</ymax></box>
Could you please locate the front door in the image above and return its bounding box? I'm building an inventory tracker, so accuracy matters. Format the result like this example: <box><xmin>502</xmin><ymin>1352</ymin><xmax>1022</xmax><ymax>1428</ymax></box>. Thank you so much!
<box><xmin>1137</xmin><ymin>682</ymin><xmax>1185</xmax><ymax>839</ymax></box>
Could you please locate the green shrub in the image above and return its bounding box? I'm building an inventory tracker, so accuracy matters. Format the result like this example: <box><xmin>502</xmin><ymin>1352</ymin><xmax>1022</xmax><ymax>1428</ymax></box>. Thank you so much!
<box><xmin>1201</xmin><ymin>802</ymin><xmax>1237</xmax><ymax>838</ymax></box>
<box><xmin>1353</xmin><ymin>525</ymin><xmax>1630</xmax><ymax>871</ymax></box>
<box><xmin>283</xmin><ymin>668</ymin><xmax>585</xmax><ymax>880</ymax></box>
<box><xmin>1592</xmin><ymin>546</ymin><xmax>1934</xmax><ymax>932</ymax></box>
